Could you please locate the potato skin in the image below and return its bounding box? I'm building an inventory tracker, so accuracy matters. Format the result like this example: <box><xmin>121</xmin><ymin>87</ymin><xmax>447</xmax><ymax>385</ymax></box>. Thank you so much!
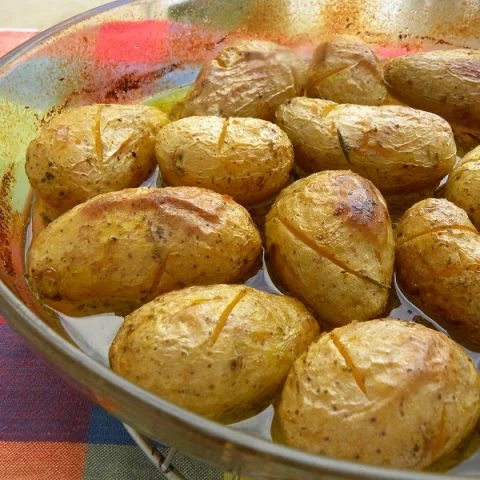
<box><xmin>396</xmin><ymin>198</ymin><xmax>480</xmax><ymax>344</ymax></box>
<box><xmin>276</xmin><ymin>319</ymin><xmax>480</xmax><ymax>469</ymax></box>
<box><xmin>275</xmin><ymin>97</ymin><xmax>456</xmax><ymax>196</ymax></box>
<box><xmin>265</xmin><ymin>171</ymin><xmax>394</xmax><ymax>326</ymax></box>
<box><xmin>384</xmin><ymin>49</ymin><xmax>480</xmax><ymax>125</ymax></box>
<box><xmin>28</xmin><ymin>187</ymin><xmax>262</xmax><ymax>316</ymax></box>
<box><xmin>26</xmin><ymin>104</ymin><xmax>169</xmax><ymax>212</ymax></box>
<box><xmin>445</xmin><ymin>146</ymin><xmax>480</xmax><ymax>229</ymax></box>
<box><xmin>306</xmin><ymin>35</ymin><xmax>387</xmax><ymax>106</ymax></box>
<box><xmin>181</xmin><ymin>40</ymin><xmax>307</xmax><ymax>120</ymax></box>
<box><xmin>109</xmin><ymin>284</ymin><xmax>320</xmax><ymax>423</ymax></box>
<box><xmin>156</xmin><ymin>116</ymin><xmax>294</xmax><ymax>205</ymax></box>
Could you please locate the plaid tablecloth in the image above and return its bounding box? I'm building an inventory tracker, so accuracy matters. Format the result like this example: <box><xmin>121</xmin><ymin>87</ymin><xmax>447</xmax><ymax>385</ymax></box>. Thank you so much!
<box><xmin>0</xmin><ymin>30</ymin><xmax>228</xmax><ymax>480</ymax></box>
<box><xmin>0</xmin><ymin>315</ymin><xmax>161</xmax><ymax>479</ymax></box>
<box><xmin>1</xmin><ymin>311</ymin><xmax>235</xmax><ymax>479</ymax></box>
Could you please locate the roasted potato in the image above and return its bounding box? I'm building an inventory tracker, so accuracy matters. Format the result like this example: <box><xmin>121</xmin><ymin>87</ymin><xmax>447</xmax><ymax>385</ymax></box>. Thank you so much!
<box><xmin>396</xmin><ymin>198</ymin><xmax>480</xmax><ymax>344</ymax></box>
<box><xmin>265</xmin><ymin>171</ymin><xmax>394</xmax><ymax>326</ymax></box>
<box><xmin>275</xmin><ymin>97</ymin><xmax>456</xmax><ymax>201</ymax></box>
<box><xmin>110</xmin><ymin>284</ymin><xmax>320</xmax><ymax>423</ymax></box>
<box><xmin>26</xmin><ymin>104</ymin><xmax>169</xmax><ymax>213</ymax></box>
<box><xmin>384</xmin><ymin>49</ymin><xmax>480</xmax><ymax>126</ymax></box>
<box><xmin>181</xmin><ymin>40</ymin><xmax>307</xmax><ymax>120</ymax></box>
<box><xmin>306</xmin><ymin>35</ymin><xmax>387</xmax><ymax>106</ymax></box>
<box><xmin>28</xmin><ymin>187</ymin><xmax>262</xmax><ymax>316</ymax></box>
<box><xmin>155</xmin><ymin>116</ymin><xmax>294</xmax><ymax>205</ymax></box>
<box><xmin>445</xmin><ymin>146</ymin><xmax>480</xmax><ymax>229</ymax></box>
<box><xmin>276</xmin><ymin>319</ymin><xmax>480</xmax><ymax>469</ymax></box>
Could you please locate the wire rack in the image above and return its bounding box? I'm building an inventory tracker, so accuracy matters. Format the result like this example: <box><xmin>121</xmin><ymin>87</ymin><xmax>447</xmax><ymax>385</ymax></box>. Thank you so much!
<box><xmin>124</xmin><ymin>424</ymin><xmax>242</xmax><ymax>480</ymax></box>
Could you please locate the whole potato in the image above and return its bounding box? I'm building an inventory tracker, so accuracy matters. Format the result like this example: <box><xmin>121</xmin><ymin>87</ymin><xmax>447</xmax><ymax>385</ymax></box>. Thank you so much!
<box><xmin>156</xmin><ymin>116</ymin><xmax>294</xmax><ymax>205</ymax></box>
<box><xmin>384</xmin><ymin>49</ymin><xmax>480</xmax><ymax>125</ymax></box>
<box><xmin>26</xmin><ymin>104</ymin><xmax>169</xmax><ymax>213</ymax></box>
<box><xmin>110</xmin><ymin>284</ymin><xmax>320</xmax><ymax>423</ymax></box>
<box><xmin>306</xmin><ymin>35</ymin><xmax>387</xmax><ymax>106</ymax></box>
<box><xmin>181</xmin><ymin>40</ymin><xmax>307</xmax><ymax>120</ymax></box>
<box><xmin>275</xmin><ymin>97</ymin><xmax>456</xmax><ymax>200</ymax></box>
<box><xmin>276</xmin><ymin>319</ymin><xmax>480</xmax><ymax>469</ymax></box>
<box><xmin>265</xmin><ymin>171</ymin><xmax>394</xmax><ymax>326</ymax></box>
<box><xmin>445</xmin><ymin>146</ymin><xmax>480</xmax><ymax>229</ymax></box>
<box><xmin>396</xmin><ymin>198</ymin><xmax>480</xmax><ymax>344</ymax></box>
<box><xmin>28</xmin><ymin>187</ymin><xmax>262</xmax><ymax>316</ymax></box>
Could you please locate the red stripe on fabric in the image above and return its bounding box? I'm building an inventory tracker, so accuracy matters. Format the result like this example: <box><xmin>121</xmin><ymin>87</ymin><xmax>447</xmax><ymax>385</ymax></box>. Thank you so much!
<box><xmin>0</xmin><ymin>441</ymin><xmax>86</xmax><ymax>479</ymax></box>
<box><xmin>375</xmin><ymin>44</ymin><xmax>422</xmax><ymax>59</ymax></box>
<box><xmin>95</xmin><ymin>20</ymin><xmax>170</xmax><ymax>64</ymax></box>
<box><xmin>0</xmin><ymin>31</ymin><xmax>37</xmax><ymax>57</ymax></box>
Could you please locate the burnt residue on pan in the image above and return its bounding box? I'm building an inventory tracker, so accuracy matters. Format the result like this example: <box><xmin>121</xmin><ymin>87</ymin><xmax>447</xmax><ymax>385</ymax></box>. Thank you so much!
<box><xmin>102</xmin><ymin>64</ymin><xmax>181</xmax><ymax>103</ymax></box>
<box><xmin>239</xmin><ymin>0</ymin><xmax>478</xmax><ymax>49</ymax></box>
<box><xmin>0</xmin><ymin>163</ymin><xmax>15</xmax><ymax>277</ymax></box>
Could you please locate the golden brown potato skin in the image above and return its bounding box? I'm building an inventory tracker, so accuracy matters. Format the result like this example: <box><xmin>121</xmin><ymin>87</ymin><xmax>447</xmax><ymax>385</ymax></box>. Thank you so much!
<box><xmin>265</xmin><ymin>171</ymin><xmax>394</xmax><ymax>326</ymax></box>
<box><xmin>156</xmin><ymin>116</ymin><xmax>294</xmax><ymax>205</ymax></box>
<box><xmin>396</xmin><ymin>198</ymin><xmax>480</xmax><ymax>344</ymax></box>
<box><xmin>275</xmin><ymin>97</ymin><xmax>456</xmax><ymax>197</ymax></box>
<box><xmin>276</xmin><ymin>319</ymin><xmax>480</xmax><ymax>469</ymax></box>
<box><xmin>28</xmin><ymin>187</ymin><xmax>262</xmax><ymax>316</ymax></box>
<box><xmin>181</xmin><ymin>40</ymin><xmax>307</xmax><ymax>120</ymax></box>
<box><xmin>26</xmin><ymin>104</ymin><xmax>169</xmax><ymax>212</ymax></box>
<box><xmin>110</xmin><ymin>284</ymin><xmax>320</xmax><ymax>423</ymax></box>
<box><xmin>306</xmin><ymin>35</ymin><xmax>387</xmax><ymax>106</ymax></box>
<box><xmin>446</xmin><ymin>146</ymin><xmax>480</xmax><ymax>229</ymax></box>
<box><xmin>384</xmin><ymin>49</ymin><xmax>480</xmax><ymax>125</ymax></box>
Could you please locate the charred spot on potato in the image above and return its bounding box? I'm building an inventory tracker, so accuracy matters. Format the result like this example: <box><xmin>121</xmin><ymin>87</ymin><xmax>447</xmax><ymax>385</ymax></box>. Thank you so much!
<box><xmin>334</xmin><ymin>177</ymin><xmax>386</xmax><ymax>233</ymax></box>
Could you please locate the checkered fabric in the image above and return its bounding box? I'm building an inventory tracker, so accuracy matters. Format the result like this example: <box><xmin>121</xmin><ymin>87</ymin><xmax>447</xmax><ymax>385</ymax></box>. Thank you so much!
<box><xmin>0</xmin><ymin>316</ymin><xmax>229</xmax><ymax>479</ymax></box>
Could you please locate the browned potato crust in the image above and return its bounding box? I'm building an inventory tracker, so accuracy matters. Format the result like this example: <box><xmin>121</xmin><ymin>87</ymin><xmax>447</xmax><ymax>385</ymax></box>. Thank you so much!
<box><xmin>306</xmin><ymin>35</ymin><xmax>387</xmax><ymax>105</ymax></box>
<box><xmin>156</xmin><ymin>116</ymin><xmax>294</xmax><ymax>205</ymax></box>
<box><xmin>384</xmin><ymin>49</ymin><xmax>480</xmax><ymax>125</ymax></box>
<box><xmin>181</xmin><ymin>40</ymin><xmax>307</xmax><ymax>120</ymax></box>
<box><xmin>275</xmin><ymin>97</ymin><xmax>456</xmax><ymax>198</ymax></box>
<box><xmin>265</xmin><ymin>171</ymin><xmax>394</xmax><ymax>326</ymax></box>
<box><xmin>28</xmin><ymin>187</ymin><xmax>262</xmax><ymax>316</ymax></box>
<box><xmin>396</xmin><ymin>198</ymin><xmax>480</xmax><ymax>344</ymax></box>
<box><xmin>110</xmin><ymin>284</ymin><xmax>320</xmax><ymax>423</ymax></box>
<box><xmin>276</xmin><ymin>319</ymin><xmax>480</xmax><ymax>469</ymax></box>
<box><xmin>445</xmin><ymin>146</ymin><xmax>480</xmax><ymax>229</ymax></box>
<box><xmin>26</xmin><ymin>104</ymin><xmax>169</xmax><ymax>212</ymax></box>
